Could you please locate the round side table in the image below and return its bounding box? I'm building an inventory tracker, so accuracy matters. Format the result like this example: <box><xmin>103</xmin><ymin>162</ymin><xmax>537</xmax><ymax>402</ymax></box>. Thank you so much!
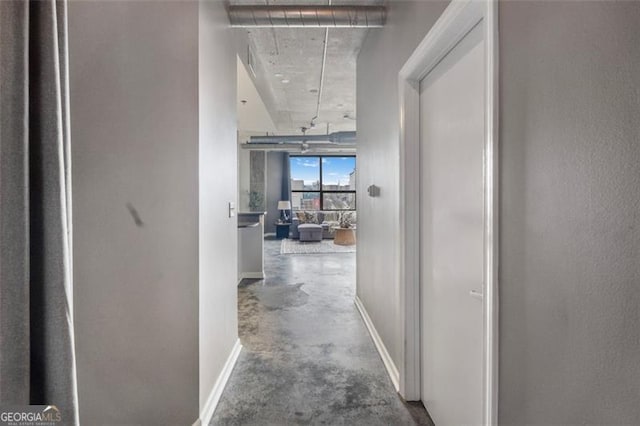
<box><xmin>333</xmin><ymin>227</ymin><xmax>356</xmax><ymax>246</ymax></box>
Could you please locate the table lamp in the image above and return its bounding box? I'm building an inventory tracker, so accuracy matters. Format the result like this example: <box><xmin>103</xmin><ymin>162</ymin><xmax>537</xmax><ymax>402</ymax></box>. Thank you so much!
<box><xmin>277</xmin><ymin>200</ymin><xmax>292</xmax><ymax>223</ymax></box>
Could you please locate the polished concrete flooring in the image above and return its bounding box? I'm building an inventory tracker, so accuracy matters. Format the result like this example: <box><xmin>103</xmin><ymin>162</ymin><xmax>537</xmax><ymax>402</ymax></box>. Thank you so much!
<box><xmin>211</xmin><ymin>238</ymin><xmax>433</xmax><ymax>425</ymax></box>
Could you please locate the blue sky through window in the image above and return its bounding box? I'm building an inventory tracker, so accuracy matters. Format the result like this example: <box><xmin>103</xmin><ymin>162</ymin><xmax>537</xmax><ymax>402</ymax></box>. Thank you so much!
<box><xmin>290</xmin><ymin>156</ymin><xmax>355</xmax><ymax>186</ymax></box>
<box><xmin>321</xmin><ymin>157</ymin><xmax>356</xmax><ymax>186</ymax></box>
<box><xmin>290</xmin><ymin>157</ymin><xmax>319</xmax><ymax>185</ymax></box>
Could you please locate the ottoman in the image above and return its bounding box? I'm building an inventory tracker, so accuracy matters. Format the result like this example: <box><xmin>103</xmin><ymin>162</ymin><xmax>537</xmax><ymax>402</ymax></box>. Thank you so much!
<box><xmin>298</xmin><ymin>224</ymin><xmax>323</xmax><ymax>242</ymax></box>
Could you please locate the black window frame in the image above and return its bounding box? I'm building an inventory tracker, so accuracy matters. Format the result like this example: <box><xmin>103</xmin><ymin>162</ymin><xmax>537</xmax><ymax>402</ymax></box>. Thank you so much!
<box><xmin>290</xmin><ymin>155</ymin><xmax>356</xmax><ymax>211</ymax></box>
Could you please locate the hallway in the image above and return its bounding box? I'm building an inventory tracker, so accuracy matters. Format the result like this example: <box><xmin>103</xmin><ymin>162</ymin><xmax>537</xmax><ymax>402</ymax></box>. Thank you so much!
<box><xmin>212</xmin><ymin>239</ymin><xmax>431</xmax><ymax>425</ymax></box>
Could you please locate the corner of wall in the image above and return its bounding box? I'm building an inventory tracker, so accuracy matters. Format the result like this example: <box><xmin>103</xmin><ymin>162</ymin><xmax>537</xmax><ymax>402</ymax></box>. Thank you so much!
<box><xmin>199</xmin><ymin>340</ymin><xmax>243</xmax><ymax>425</ymax></box>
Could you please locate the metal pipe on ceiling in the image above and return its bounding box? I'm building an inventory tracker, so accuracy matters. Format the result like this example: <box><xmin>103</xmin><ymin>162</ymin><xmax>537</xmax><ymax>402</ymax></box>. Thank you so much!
<box><xmin>310</xmin><ymin>0</ymin><xmax>331</xmax><ymax>129</ymax></box>
<box><xmin>228</xmin><ymin>5</ymin><xmax>386</xmax><ymax>28</ymax></box>
<box><xmin>310</xmin><ymin>23</ymin><xmax>329</xmax><ymax>128</ymax></box>
<box><xmin>247</xmin><ymin>131</ymin><xmax>356</xmax><ymax>144</ymax></box>
<box><xmin>240</xmin><ymin>142</ymin><xmax>356</xmax><ymax>153</ymax></box>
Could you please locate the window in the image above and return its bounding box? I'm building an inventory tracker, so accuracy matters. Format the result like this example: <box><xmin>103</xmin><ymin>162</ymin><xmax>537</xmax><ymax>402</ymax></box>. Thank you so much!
<box><xmin>290</xmin><ymin>156</ymin><xmax>356</xmax><ymax>211</ymax></box>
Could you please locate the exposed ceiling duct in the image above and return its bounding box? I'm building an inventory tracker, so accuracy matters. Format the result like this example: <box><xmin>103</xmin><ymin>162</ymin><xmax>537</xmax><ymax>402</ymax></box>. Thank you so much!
<box><xmin>240</xmin><ymin>142</ymin><xmax>355</xmax><ymax>153</ymax></box>
<box><xmin>246</xmin><ymin>131</ymin><xmax>356</xmax><ymax>144</ymax></box>
<box><xmin>228</xmin><ymin>5</ymin><xmax>386</xmax><ymax>28</ymax></box>
<box><xmin>242</xmin><ymin>131</ymin><xmax>356</xmax><ymax>153</ymax></box>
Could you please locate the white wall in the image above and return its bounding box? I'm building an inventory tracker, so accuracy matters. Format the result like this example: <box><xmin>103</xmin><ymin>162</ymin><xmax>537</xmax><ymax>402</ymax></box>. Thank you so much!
<box><xmin>198</xmin><ymin>0</ymin><xmax>239</xmax><ymax>416</ymax></box>
<box><xmin>69</xmin><ymin>1</ymin><xmax>199</xmax><ymax>423</ymax></box>
<box><xmin>499</xmin><ymin>2</ymin><xmax>640</xmax><ymax>423</ymax></box>
<box><xmin>358</xmin><ymin>1</ymin><xmax>640</xmax><ymax>423</ymax></box>
<box><xmin>356</xmin><ymin>0</ymin><xmax>449</xmax><ymax>368</ymax></box>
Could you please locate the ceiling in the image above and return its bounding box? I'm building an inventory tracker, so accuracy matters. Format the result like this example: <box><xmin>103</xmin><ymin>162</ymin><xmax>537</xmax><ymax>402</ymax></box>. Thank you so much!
<box><xmin>237</xmin><ymin>56</ymin><xmax>277</xmax><ymax>133</ymax></box>
<box><xmin>232</xmin><ymin>0</ymin><xmax>383</xmax><ymax>136</ymax></box>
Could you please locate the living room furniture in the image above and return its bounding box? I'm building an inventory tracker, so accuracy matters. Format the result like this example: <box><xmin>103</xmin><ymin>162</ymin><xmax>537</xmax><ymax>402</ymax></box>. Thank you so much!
<box><xmin>277</xmin><ymin>200</ymin><xmax>291</xmax><ymax>222</ymax></box>
<box><xmin>334</xmin><ymin>227</ymin><xmax>356</xmax><ymax>246</ymax></box>
<box><xmin>298</xmin><ymin>224</ymin><xmax>323</xmax><ymax>242</ymax></box>
<box><xmin>275</xmin><ymin>223</ymin><xmax>290</xmax><ymax>239</ymax></box>
<box><xmin>291</xmin><ymin>210</ymin><xmax>356</xmax><ymax>240</ymax></box>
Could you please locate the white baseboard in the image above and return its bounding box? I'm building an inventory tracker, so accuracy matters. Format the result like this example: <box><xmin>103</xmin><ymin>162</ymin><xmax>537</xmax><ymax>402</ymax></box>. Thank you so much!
<box><xmin>238</xmin><ymin>272</ymin><xmax>265</xmax><ymax>284</ymax></box>
<box><xmin>199</xmin><ymin>339</ymin><xmax>243</xmax><ymax>425</ymax></box>
<box><xmin>354</xmin><ymin>296</ymin><xmax>400</xmax><ymax>391</ymax></box>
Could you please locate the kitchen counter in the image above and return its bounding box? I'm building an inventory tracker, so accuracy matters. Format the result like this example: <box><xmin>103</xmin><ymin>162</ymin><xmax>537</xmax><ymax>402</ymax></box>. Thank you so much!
<box><xmin>237</xmin><ymin>212</ymin><xmax>266</xmax><ymax>283</ymax></box>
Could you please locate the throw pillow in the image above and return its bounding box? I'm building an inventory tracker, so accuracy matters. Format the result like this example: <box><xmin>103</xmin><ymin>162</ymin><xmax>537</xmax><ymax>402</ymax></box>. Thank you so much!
<box><xmin>295</xmin><ymin>211</ymin><xmax>306</xmax><ymax>223</ymax></box>
<box><xmin>304</xmin><ymin>211</ymin><xmax>318</xmax><ymax>224</ymax></box>
<box><xmin>339</xmin><ymin>211</ymin><xmax>356</xmax><ymax>228</ymax></box>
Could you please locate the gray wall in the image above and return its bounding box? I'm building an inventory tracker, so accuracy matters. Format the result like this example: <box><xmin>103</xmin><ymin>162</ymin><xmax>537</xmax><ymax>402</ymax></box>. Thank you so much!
<box><xmin>69</xmin><ymin>2</ymin><xmax>199</xmax><ymax>423</ymax></box>
<box><xmin>70</xmin><ymin>1</ymin><xmax>240</xmax><ymax>423</ymax></box>
<box><xmin>358</xmin><ymin>1</ymin><xmax>640</xmax><ymax>423</ymax></box>
<box><xmin>249</xmin><ymin>151</ymin><xmax>266</xmax><ymax>211</ymax></box>
<box><xmin>499</xmin><ymin>2</ymin><xmax>640</xmax><ymax>423</ymax></box>
<box><xmin>356</xmin><ymin>0</ymin><xmax>449</xmax><ymax>368</ymax></box>
<box><xmin>198</xmin><ymin>0</ymin><xmax>239</xmax><ymax>415</ymax></box>
<box><xmin>265</xmin><ymin>152</ymin><xmax>286</xmax><ymax>234</ymax></box>
<box><xmin>238</xmin><ymin>146</ymin><xmax>251</xmax><ymax>210</ymax></box>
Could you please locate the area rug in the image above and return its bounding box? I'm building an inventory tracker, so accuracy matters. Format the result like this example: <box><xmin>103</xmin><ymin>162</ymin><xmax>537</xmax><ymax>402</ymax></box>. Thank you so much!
<box><xmin>280</xmin><ymin>238</ymin><xmax>356</xmax><ymax>254</ymax></box>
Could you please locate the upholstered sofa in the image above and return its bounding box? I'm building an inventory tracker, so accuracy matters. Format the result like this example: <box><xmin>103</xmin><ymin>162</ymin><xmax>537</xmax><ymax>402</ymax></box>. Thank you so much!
<box><xmin>290</xmin><ymin>210</ymin><xmax>356</xmax><ymax>240</ymax></box>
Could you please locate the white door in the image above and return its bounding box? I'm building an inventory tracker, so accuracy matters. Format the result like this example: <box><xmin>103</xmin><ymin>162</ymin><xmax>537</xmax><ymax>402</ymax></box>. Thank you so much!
<box><xmin>419</xmin><ymin>22</ymin><xmax>485</xmax><ymax>425</ymax></box>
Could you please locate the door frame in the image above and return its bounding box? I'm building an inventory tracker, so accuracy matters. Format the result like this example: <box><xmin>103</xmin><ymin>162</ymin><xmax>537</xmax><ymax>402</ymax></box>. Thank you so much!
<box><xmin>397</xmin><ymin>0</ymin><xmax>499</xmax><ymax>424</ymax></box>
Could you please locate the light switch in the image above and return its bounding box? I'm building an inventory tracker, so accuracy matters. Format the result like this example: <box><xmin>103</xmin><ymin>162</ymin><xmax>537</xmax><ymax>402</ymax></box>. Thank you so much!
<box><xmin>228</xmin><ymin>202</ymin><xmax>236</xmax><ymax>217</ymax></box>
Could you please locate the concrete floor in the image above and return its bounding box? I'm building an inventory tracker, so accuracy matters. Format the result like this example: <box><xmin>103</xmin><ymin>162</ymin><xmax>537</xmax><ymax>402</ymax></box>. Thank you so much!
<box><xmin>211</xmin><ymin>238</ymin><xmax>433</xmax><ymax>425</ymax></box>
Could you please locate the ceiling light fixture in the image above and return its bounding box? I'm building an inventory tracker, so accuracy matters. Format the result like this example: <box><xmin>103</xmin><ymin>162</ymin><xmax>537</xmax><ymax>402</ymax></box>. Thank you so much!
<box><xmin>281</xmin><ymin>79</ymin><xmax>290</xmax><ymax>84</ymax></box>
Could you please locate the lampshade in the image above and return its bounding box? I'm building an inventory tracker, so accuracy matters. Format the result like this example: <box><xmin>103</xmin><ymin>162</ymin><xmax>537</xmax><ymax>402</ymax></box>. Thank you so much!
<box><xmin>277</xmin><ymin>200</ymin><xmax>291</xmax><ymax>210</ymax></box>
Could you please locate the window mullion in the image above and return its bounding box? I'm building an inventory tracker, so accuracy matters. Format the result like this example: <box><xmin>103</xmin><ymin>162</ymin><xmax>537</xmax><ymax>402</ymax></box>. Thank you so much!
<box><xmin>319</xmin><ymin>156</ymin><xmax>324</xmax><ymax>210</ymax></box>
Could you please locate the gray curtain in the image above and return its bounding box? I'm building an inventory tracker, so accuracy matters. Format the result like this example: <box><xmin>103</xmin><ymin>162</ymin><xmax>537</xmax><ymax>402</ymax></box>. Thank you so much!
<box><xmin>0</xmin><ymin>1</ymin><xmax>79</xmax><ymax>424</ymax></box>
<box><xmin>281</xmin><ymin>152</ymin><xmax>291</xmax><ymax>202</ymax></box>
<box><xmin>281</xmin><ymin>152</ymin><xmax>291</xmax><ymax>220</ymax></box>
